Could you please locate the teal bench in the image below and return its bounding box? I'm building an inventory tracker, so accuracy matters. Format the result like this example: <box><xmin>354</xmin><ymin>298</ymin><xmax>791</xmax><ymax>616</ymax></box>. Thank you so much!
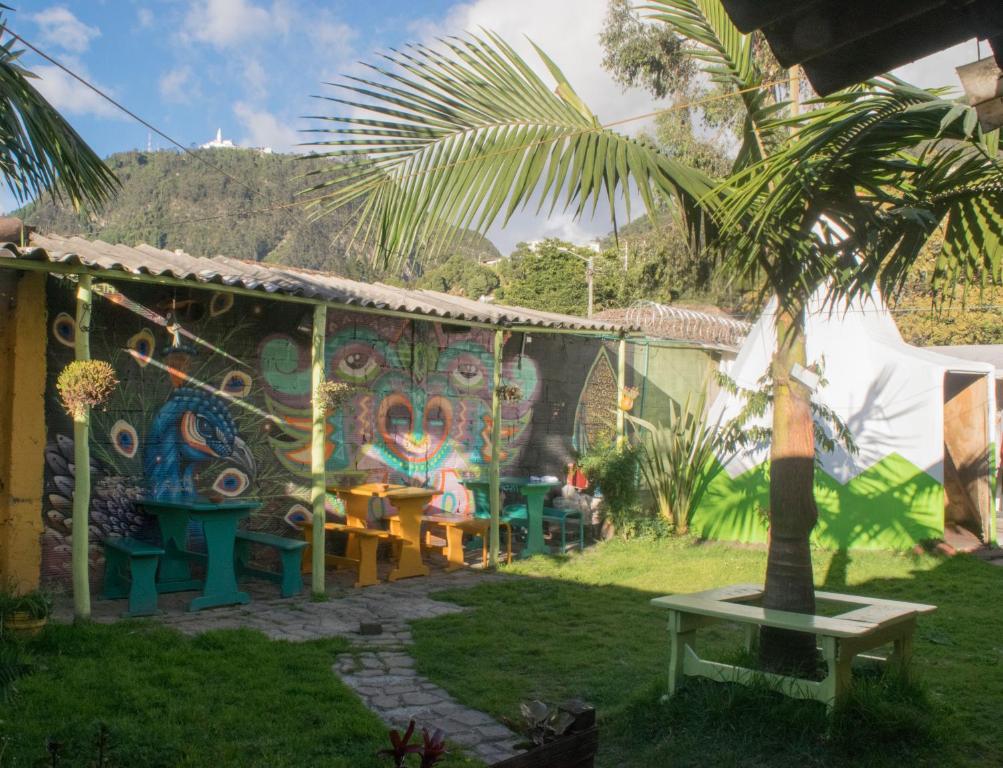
<box><xmin>235</xmin><ymin>530</ymin><xmax>307</xmax><ymax>598</ymax></box>
<box><xmin>102</xmin><ymin>537</ymin><xmax>164</xmax><ymax>617</ymax></box>
<box><xmin>543</xmin><ymin>507</ymin><xmax>586</xmax><ymax>551</ymax></box>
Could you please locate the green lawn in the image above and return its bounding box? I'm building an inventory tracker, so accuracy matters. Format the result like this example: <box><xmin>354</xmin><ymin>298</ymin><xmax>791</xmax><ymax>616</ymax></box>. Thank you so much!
<box><xmin>0</xmin><ymin>623</ymin><xmax>479</xmax><ymax>768</ymax></box>
<box><xmin>410</xmin><ymin>538</ymin><xmax>1003</xmax><ymax>768</ymax></box>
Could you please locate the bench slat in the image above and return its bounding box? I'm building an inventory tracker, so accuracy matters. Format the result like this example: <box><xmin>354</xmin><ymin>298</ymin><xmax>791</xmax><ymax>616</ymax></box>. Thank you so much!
<box><xmin>651</xmin><ymin>594</ymin><xmax>876</xmax><ymax>637</ymax></box>
<box><xmin>815</xmin><ymin>590</ymin><xmax>937</xmax><ymax>615</ymax></box>
<box><xmin>105</xmin><ymin>537</ymin><xmax>164</xmax><ymax>557</ymax></box>
<box><xmin>236</xmin><ymin>530</ymin><xmax>307</xmax><ymax>551</ymax></box>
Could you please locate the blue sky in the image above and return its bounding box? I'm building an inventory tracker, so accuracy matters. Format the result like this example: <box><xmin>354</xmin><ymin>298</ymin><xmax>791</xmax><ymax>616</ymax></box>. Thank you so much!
<box><xmin>3</xmin><ymin>1</ymin><xmax>984</xmax><ymax>253</ymax></box>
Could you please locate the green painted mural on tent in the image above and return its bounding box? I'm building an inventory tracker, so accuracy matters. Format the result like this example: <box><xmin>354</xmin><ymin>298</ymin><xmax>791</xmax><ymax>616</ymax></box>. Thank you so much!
<box><xmin>692</xmin><ymin>452</ymin><xmax>944</xmax><ymax>550</ymax></box>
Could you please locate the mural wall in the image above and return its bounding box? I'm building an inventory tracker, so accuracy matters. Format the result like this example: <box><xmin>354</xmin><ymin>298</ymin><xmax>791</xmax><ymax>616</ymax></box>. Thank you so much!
<box><xmin>39</xmin><ymin>277</ymin><xmax>614</xmax><ymax>585</ymax></box>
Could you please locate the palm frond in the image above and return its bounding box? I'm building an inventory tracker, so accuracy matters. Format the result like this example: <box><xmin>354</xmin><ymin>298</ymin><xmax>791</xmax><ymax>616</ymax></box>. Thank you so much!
<box><xmin>302</xmin><ymin>31</ymin><xmax>716</xmax><ymax>269</ymax></box>
<box><xmin>0</xmin><ymin>24</ymin><xmax>118</xmax><ymax>211</ymax></box>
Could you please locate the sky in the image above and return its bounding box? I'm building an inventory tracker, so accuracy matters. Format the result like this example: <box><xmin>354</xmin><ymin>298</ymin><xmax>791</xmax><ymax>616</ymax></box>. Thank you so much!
<box><xmin>2</xmin><ymin>1</ymin><xmax>990</xmax><ymax>254</ymax></box>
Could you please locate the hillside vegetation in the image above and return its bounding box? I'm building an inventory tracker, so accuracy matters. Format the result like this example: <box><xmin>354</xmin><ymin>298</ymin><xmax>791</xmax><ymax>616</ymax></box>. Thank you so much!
<box><xmin>15</xmin><ymin>149</ymin><xmax>499</xmax><ymax>281</ymax></box>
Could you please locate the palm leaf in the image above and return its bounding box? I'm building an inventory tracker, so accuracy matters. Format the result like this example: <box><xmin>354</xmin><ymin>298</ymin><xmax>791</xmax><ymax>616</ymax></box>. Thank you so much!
<box><xmin>302</xmin><ymin>31</ymin><xmax>716</xmax><ymax>269</ymax></box>
<box><xmin>0</xmin><ymin>23</ymin><xmax>118</xmax><ymax>211</ymax></box>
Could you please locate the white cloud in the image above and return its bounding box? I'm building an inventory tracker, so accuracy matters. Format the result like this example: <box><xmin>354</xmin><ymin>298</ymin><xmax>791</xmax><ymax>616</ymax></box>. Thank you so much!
<box><xmin>893</xmin><ymin>39</ymin><xmax>982</xmax><ymax>94</ymax></box>
<box><xmin>309</xmin><ymin>16</ymin><xmax>356</xmax><ymax>51</ymax></box>
<box><xmin>136</xmin><ymin>8</ymin><xmax>155</xmax><ymax>29</ymax></box>
<box><xmin>159</xmin><ymin>66</ymin><xmax>193</xmax><ymax>103</ymax></box>
<box><xmin>31</xmin><ymin>6</ymin><xmax>100</xmax><ymax>54</ymax></box>
<box><xmin>233</xmin><ymin>102</ymin><xmax>300</xmax><ymax>152</ymax></box>
<box><xmin>32</xmin><ymin>63</ymin><xmax>121</xmax><ymax>119</ymax></box>
<box><xmin>184</xmin><ymin>0</ymin><xmax>281</xmax><ymax>49</ymax></box>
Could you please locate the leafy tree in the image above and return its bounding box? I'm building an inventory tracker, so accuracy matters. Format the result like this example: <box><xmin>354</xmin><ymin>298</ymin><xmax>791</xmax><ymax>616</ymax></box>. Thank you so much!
<box><xmin>301</xmin><ymin>4</ymin><xmax>1003</xmax><ymax>673</ymax></box>
<box><xmin>495</xmin><ymin>240</ymin><xmax>590</xmax><ymax>315</ymax></box>
<box><xmin>0</xmin><ymin>15</ymin><xmax>117</xmax><ymax>210</ymax></box>
<box><xmin>415</xmin><ymin>251</ymin><xmax>499</xmax><ymax>298</ymax></box>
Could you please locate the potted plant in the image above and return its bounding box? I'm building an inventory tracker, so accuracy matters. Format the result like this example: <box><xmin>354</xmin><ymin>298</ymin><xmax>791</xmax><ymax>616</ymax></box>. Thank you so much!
<box><xmin>495</xmin><ymin>700</ymin><xmax>598</xmax><ymax>768</ymax></box>
<box><xmin>1</xmin><ymin>588</ymin><xmax>52</xmax><ymax>638</ymax></box>
<box><xmin>618</xmin><ymin>386</ymin><xmax>640</xmax><ymax>412</ymax></box>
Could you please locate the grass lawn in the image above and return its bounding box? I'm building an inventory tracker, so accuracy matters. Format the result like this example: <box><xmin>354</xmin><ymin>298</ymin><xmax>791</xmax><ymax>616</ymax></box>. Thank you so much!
<box><xmin>0</xmin><ymin>623</ymin><xmax>480</xmax><ymax>768</ymax></box>
<box><xmin>410</xmin><ymin>538</ymin><xmax>1003</xmax><ymax>768</ymax></box>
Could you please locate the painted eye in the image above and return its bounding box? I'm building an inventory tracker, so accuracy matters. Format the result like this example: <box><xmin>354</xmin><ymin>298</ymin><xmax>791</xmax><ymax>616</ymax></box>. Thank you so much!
<box><xmin>212</xmin><ymin>468</ymin><xmax>249</xmax><ymax>497</ymax></box>
<box><xmin>283</xmin><ymin>504</ymin><xmax>311</xmax><ymax>528</ymax></box>
<box><xmin>127</xmin><ymin>328</ymin><xmax>156</xmax><ymax>366</ymax></box>
<box><xmin>221</xmin><ymin>370</ymin><xmax>252</xmax><ymax>397</ymax></box>
<box><xmin>336</xmin><ymin>347</ymin><xmax>380</xmax><ymax>382</ymax></box>
<box><xmin>196</xmin><ymin>415</ymin><xmax>212</xmax><ymax>438</ymax></box>
<box><xmin>450</xmin><ymin>358</ymin><xmax>485</xmax><ymax>390</ymax></box>
<box><xmin>210</xmin><ymin>292</ymin><xmax>234</xmax><ymax>317</ymax></box>
<box><xmin>110</xmin><ymin>420</ymin><xmax>138</xmax><ymax>459</ymax></box>
<box><xmin>52</xmin><ymin>313</ymin><xmax>75</xmax><ymax>347</ymax></box>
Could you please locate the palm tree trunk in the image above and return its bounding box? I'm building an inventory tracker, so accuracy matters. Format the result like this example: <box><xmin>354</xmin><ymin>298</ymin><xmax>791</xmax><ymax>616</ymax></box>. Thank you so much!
<box><xmin>760</xmin><ymin>303</ymin><xmax>819</xmax><ymax>673</ymax></box>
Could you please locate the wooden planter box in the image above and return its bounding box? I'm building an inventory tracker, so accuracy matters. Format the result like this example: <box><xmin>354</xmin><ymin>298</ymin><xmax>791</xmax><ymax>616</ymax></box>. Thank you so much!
<box><xmin>491</xmin><ymin>703</ymin><xmax>598</xmax><ymax>768</ymax></box>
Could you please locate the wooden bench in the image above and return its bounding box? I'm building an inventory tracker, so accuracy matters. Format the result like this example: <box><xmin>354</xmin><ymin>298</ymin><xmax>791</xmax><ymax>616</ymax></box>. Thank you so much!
<box><xmin>234</xmin><ymin>530</ymin><xmax>307</xmax><ymax>598</ymax></box>
<box><xmin>297</xmin><ymin>520</ymin><xmax>402</xmax><ymax>587</ymax></box>
<box><xmin>102</xmin><ymin>537</ymin><xmax>165</xmax><ymax>617</ymax></box>
<box><xmin>651</xmin><ymin>584</ymin><xmax>936</xmax><ymax>711</ymax></box>
<box><xmin>422</xmin><ymin>514</ymin><xmax>513</xmax><ymax>571</ymax></box>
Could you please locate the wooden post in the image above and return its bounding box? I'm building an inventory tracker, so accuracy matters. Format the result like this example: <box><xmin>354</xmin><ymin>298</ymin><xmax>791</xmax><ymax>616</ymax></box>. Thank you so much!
<box><xmin>72</xmin><ymin>274</ymin><xmax>92</xmax><ymax>619</ymax></box>
<box><xmin>616</xmin><ymin>336</ymin><xmax>626</xmax><ymax>446</ymax></box>
<box><xmin>488</xmin><ymin>329</ymin><xmax>503</xmax><ymax>567</ymax></box>
<box><xmin>310</xmin><ymin>304</ymin><xmax>327</xmax><ymax>595</ymax></box>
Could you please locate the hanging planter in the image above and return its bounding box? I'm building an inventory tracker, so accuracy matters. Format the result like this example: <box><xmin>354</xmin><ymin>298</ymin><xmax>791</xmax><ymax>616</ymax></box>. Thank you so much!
<box><xmin>618</xmin><ymin>386</ymin><xmax>640</xmax><ymax>412</ymax></box>
<box><xmin>314</xmin><ymin>380</ymin><xmax>362</xmax><ymax>415</ymax></box>
<box><xmin>497</xmin><ymin>383</ymin><xmax>523</xmax><ymax>402</ymax></box>
<box><xmin>56</xmin><ymin>360</ymin><xmax>119</xmax><ymax>420</ymax></box>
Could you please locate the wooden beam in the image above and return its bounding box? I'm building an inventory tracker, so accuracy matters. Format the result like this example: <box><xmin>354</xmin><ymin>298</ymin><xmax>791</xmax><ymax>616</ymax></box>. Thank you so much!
<box><xmin>310</xmin><ymin>303</ymin><xmax>327</xmax><ymax>595</ymax></box>
<box><xmin>616</xmin><ymin>337</ymin><xmax>626</xmax><ymax>446</ymax></box>
<box><xmin>488</xmin><ymin>328</ymin><xmax>503</xmax><ymax>567</ymax></box>
<box><xmin>72</xmin><ymin>274</ymin><xmax>92</xmax><ymax>620</ymax></box>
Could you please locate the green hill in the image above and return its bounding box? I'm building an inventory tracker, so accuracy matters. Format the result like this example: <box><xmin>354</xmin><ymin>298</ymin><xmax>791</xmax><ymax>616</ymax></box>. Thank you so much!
<box><xmin>14</xmin><ymin>149</ymin><xmax>499</xmax><ymax>281</ymax></box>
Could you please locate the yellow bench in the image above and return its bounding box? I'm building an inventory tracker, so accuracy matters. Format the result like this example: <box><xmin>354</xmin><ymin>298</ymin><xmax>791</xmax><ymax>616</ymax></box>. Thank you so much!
<box><xmin>651</xmin><ymin>584</ymin><xmax>936</xmax><ymax>711</ymax></box>
<box><xmin>422</xmin><ymin>514</ymin><xmax>512</xmax><ymax>571</ymax></box>
<box><xmin>297</xmin><ymin>520</ymin><xmax>403</xmax><ymax>588</ymax></box>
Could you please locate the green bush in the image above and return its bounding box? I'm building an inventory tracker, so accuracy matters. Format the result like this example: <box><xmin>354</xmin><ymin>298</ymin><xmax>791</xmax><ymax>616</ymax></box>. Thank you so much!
<box><xmin>579</xmin><ymin>442</ymin><xmax>651</xmax><ymax>535</ymax></box>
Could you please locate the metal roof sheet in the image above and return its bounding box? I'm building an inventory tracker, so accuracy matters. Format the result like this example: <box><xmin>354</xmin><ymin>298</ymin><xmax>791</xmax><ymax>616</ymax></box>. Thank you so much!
<box><xmin>0</xmin><ymin>232</ymin><xmax>630</xmax><ymax>334</ymax></box>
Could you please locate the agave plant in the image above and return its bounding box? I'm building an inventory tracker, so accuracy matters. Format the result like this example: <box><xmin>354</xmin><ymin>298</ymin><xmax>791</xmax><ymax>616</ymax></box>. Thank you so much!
<box><xmin>625</xmin><ymin>392</ymin><xmax>737</xmax><ymax>534</ymax></box>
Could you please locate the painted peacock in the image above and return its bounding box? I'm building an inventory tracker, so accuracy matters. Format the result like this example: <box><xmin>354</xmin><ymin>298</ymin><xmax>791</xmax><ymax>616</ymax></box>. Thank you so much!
<box><xmin>42</xmin><ymin>385</ymin><xmax>255</xmax><ymax>581</ymax></box>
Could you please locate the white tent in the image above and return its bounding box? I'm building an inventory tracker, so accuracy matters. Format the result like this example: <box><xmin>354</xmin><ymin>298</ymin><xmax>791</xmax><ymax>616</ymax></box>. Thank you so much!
<box><xmin>696</xmin><ymin>288</ymin><xmax>997</xmax><ymax>550</ymax></box>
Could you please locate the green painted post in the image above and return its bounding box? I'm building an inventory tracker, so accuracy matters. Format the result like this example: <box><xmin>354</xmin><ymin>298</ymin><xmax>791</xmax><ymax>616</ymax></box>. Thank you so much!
<box><xmin>616</xmin><ymin>336</ymin><xmax>627</xmax><ymax>446</ymax></box>
<box><xmin>310</xmin><ymin>303</ymin><xmax>327</xmax><ymax>595</ymax></box>
<box><xmin>488</xmin><ymin>329</ymin><xmax>503</xmax><ymax>567</ymax></box>
<box><xmin>72</xmin><ymin>274</ymin><xmax>93</xmax><ymax>620</ymax></box>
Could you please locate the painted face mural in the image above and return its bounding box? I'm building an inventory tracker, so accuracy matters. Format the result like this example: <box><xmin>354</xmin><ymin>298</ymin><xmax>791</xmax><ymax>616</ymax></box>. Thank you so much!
<box><xmin>259</xmin><ymin>317</ymin><xmax>540</xmax><ymax>515</ymax></box>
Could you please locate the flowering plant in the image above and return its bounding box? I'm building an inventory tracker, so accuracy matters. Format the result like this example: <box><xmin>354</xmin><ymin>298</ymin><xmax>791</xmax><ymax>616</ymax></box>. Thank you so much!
<box><xmin>57</xmin><ymin>360</ymin><xmax>119</xmax><ymax>419</ymax></box>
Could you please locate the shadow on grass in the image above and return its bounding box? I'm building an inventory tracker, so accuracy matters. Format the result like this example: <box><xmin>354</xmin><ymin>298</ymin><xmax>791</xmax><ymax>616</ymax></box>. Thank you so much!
<box><xmin>409</xmin><ymin>544</ymin><xmax>1003</xmax><ymax>768</ymax></box>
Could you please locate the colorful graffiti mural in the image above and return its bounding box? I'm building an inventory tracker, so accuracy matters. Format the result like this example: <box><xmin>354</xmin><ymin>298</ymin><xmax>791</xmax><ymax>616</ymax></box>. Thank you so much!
<box><xmin>39</xmin><ymin>280</ymin><xmax>570</xmax><ymax>586</ymax></box>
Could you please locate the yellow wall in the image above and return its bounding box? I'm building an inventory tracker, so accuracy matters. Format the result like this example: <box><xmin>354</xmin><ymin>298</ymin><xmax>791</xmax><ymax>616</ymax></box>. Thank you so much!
<box><xmin>0</xmin><ymin>271</ymin><xmax>47</xmax><ymax>591</ymax></box>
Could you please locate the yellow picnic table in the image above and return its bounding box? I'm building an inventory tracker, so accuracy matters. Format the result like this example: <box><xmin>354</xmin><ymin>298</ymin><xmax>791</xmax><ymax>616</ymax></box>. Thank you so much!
<box><xmin>329</xmin><ymin>483</ymin><xmax>437</xmax><ymax>581</ymax></box>
<box><xmin>651</xmin><ymin>584</ymin><xmax>937</xmax><ymax>711</ymax></box>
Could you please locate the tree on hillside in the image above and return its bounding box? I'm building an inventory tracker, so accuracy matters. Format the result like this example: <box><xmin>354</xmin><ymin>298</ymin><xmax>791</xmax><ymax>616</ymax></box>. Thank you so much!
<box><xmin>302</xmin><ymin>3</ymin><xmax>1003</xmax><ymax>672</ymax></box>
<box><xmin>416</xmin><ymin>251</ymin><xmax>500</xmax><ymax>299</ymax></box>
<box><xmin>494</xmin><ymin>240</ymin><xmax>590</xmax><ymax>315</ymax></box>
<box><xmin>0</xmin><ymin>16</ymin><xmax>117</xmax><ymax>210</ymax></box>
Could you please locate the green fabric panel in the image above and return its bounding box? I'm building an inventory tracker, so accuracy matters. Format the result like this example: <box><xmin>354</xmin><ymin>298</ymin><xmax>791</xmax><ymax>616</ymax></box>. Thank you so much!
<box><xmin>692</xmin><ymin>453</ymin><xmax>944</xmax><ymax>550</ymax></box>
<box><xmin>635</xmin><ymin>345</ymin><xmax>717</xmax><ymax>425</ymax></box>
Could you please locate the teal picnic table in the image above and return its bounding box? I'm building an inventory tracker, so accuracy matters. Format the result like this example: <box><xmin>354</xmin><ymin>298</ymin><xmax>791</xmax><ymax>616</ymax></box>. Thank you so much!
<box><xmin>461</xmin><ymin>477</ymin><xmax>559</xmax><ymax>557</ymax></box>
<box><xmin>138</xmin><ymin>497</ymin><xmax>261</xmax><ymax>612</ymax></box>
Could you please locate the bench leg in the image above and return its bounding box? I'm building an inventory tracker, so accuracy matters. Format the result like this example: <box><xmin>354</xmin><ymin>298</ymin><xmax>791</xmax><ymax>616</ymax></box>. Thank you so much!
<box><xmin>126</xmin><ymin>554</ymin><xmax>160</xmax><ymax>617</ymax></box>
<box><xmin>102</xmin><ymin>547</ymin><xmax>130</xmax><ymax>600</ymax></box>
<box><xmin>667</xmin><ymin>611</ymin><xmax>696</xmax><ymax>697</ymax></box>
<box><xmin>821</xmin><ymin>636</ymin><xmax>852</xmax><ymax>712</ymax></box>
<box><xmin>277</xmin><ymin>549</ymin><xmax>304</xmax><ymax>597</ymax></box>
<box><xmin>503</xmin><ymin>522</ymin><xmax>513</xmax><ymax>565</ymax></box>
<box><xmin>578</xmin><ymin>513</ymin><xmax>585</xmax><ymax>551</ymax></box>
<box><xmin>444</xmin><ymin>526</ymin><xmax>467</xmax><ymax>572</ymax></box>
<box><xmin>891</xmin><ymin>622</ymin><xmax>915</xmax><ymax>676</ymax></box>
<box><xmin>355</xmin><ymin>536</ymin><xmax>381</xmax><ymax>588</ymax></box>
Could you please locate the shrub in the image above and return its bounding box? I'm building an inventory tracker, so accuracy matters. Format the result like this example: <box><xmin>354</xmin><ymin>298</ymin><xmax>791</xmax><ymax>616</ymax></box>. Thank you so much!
<box><xmin>578</xmin><ymin>441</ymin><xmax>643</xmax><ymax>535</ymax></box>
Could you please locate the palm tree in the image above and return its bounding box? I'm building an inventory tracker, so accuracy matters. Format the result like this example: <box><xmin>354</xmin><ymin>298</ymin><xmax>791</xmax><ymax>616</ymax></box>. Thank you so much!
<box><xmin>0</xmin><ymin>16</ymin><xmax>118</xmax><ymax>211</ymax></box>
<box><xmin>303</xmin><ymin>3</ymin><xmax>1003</xmax><ymax>671</ymax></box>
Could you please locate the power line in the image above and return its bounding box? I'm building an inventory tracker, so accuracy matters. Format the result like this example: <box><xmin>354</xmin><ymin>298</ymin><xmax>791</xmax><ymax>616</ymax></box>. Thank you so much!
<box><xmin>4</xmin><ymin>25</ymin><xmax>306</xmax><ymax>228</ymax></box>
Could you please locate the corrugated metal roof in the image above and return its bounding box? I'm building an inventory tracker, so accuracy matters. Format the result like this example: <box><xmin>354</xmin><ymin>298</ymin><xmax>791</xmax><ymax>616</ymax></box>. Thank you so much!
<box><xmin>0</xmin><ymin>232</ymin><xmax>630</xmax><ymax>334</ymax></box>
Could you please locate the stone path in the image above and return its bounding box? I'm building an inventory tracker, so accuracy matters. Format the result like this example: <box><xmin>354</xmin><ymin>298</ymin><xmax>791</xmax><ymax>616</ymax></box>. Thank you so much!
<box><xmin>68</xmin><ymin>566</ymin><xmax>521</xmax><ymax>765</ymax></box>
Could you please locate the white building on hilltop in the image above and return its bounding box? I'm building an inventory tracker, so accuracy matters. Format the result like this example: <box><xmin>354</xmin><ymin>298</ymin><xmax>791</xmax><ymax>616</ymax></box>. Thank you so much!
<box><xmin>200</xmin><ymin>128</ymin><xmax>235</xmax><ymax>149</ymax></box>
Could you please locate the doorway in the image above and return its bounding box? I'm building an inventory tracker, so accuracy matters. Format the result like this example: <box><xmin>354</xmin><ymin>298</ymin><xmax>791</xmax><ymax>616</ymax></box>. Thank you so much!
<box><xmin>943</xmin><ymin>372</ymin><xmax>992</xmax><ymax>546</ymax></box>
